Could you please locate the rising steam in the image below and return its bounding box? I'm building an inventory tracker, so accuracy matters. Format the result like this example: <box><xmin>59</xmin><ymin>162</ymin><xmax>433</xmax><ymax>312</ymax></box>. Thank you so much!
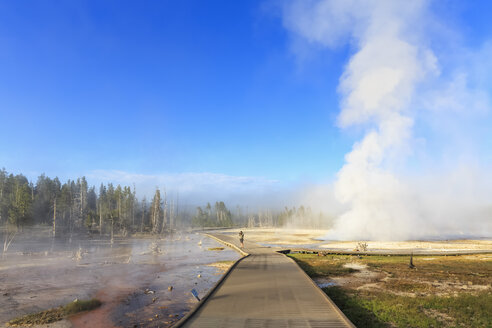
<box><xmin>282</xmin><ymin>1</ymin><xmax>492</xmax><ymax>240</ymax></box>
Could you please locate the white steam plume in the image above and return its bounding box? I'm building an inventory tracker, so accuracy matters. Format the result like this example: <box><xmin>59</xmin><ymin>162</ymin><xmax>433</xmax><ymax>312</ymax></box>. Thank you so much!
<box><xmin>282</xmin><ymin>1</ymin><xmax>492</xmax><ymax>240</ymax></box>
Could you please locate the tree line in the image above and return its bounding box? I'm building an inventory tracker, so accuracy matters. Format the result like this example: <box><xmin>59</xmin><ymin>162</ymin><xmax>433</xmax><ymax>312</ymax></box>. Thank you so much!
<box><xmin>192</xmin><ymin>201</ymin><xmax>233</xmax><ymax>227</ymax></box>
<box><xmin>191</xmin><ymin>203</ymin><xmax>334</xmax><ymax>229</ymax></box>
<box><xmin>0</xmin><ymin>168</ymin><xmax>185</xmax><ymax>237</ymax></box>
<box><xmin>0</xmin><ymin>168</ymin><xmax>333</xmax><ymax>236</ymax></box>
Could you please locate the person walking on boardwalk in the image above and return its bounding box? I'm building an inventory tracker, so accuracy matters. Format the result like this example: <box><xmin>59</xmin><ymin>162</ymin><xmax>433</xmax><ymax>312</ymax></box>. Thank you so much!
<box><xmin>239</xmin><ymin>230</ymin><xmax>244</xmax><ymax>248</ymax></box>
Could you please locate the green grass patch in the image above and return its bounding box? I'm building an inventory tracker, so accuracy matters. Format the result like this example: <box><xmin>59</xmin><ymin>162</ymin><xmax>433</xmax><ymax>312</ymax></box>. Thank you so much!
<box><xmin>323</xmin><ymin>286</ymin><xmax>387</xmax><ymax>327</ymax></box>
<box><xmin>63</xmin><ymin>298</ymin><xmax>102</xmax><ymax>315</ymax></box>
<box><xmin>208</xmin><ymin>247</ymin><xmax>225</xmax><ymax>251</ymax></box>
<box><xmin>215</xmin><ymin>260</ymin><xmax>234</xmax><ymax>265</ymax></box>
<box><xmin>324</xmin><ymin>288</ymin><xmax>492</xmax><ymax>328</ymax></box>
<box><xmin>7</xmin><ymin>299</ymin><xmax>101</xmax><ymax>326</ymax></box>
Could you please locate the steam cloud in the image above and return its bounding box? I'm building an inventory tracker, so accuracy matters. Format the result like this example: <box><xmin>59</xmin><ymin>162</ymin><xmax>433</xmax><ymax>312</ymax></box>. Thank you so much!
<box><xmin>282</xmin><ymin>1</ymin><xmax>492</xmax><ymax>240</ymax></box>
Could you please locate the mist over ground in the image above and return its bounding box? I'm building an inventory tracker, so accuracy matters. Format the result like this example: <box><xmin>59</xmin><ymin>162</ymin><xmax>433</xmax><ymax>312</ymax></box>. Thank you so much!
<box><xmin>85</xmin><ymin>170</ymin><xmax>292</xmax><ymax>210</ymax></box>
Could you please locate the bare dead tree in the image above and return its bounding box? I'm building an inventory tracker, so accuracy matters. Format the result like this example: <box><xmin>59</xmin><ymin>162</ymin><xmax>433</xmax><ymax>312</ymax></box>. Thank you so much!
<box><xmin>170</xmin><ymin>199</ymin><xmax>174</xmax><ymax>232</ymax></box>
<box><xmin>175</xmin><ymin>192</ymin><xmax>179</xmax><ymax>228</ymax></box>
<box><xmin>52</xmin><ymin>197</ymin><xmax>56</xmax><ymax>237</ymax></box>
<box><xmin>2</xmin><ymin>222</ymin><xmax>16</xmax><ymax>258</ymax></box>
<box><xmin>248</xmin><ymin>215</ymin><xmax>255</xmax><ymax>228</ymax></box>
<box><xmin>151</xmin><ymin>188</ymin><xmax>161</xmax><ymax>234</ymax></box>
<box><xmin>110</xmin><ymin>213</ymin><xmax>114</xmax><ymax>245</ymax></box>
<box><xmin>132</xmin><ymin>183</ymin><xmax>136</xmax><ymax>229</ymax></box>
<box><xmin>161</xmin><ymin>190</ymin><xmax>168</xmax><ymax>235</ymax></box>
<box><xmin>140</xmin><ymin>198</ymin><xmax>146</xmax><ymax>233</ymax></box>
<box><xmin>99</xmin><ymin>199</ymin><xmax>103</xmax><ymax>236</ymax></box>
<box><xmin>117</xmin><ymin>189</ymin><xmax>122</xmax><ymax>231</ymax></box>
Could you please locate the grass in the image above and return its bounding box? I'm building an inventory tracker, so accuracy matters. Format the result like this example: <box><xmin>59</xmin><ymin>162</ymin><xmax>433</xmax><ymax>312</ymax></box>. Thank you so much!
<box><xmin>289</xmin><ymin>253</ymin><xmax>492</xmax><ymax>327</ymax></box>
<box><xmin>324</xmin><ymin>288</ymin><xmax>492</xmax><ymax>328</ymax></box>
<box><xmin>7</xmin><ymin>298</ymin><xmax>101</xmax><ymax>326</ymax></box>
<box><xmin>63</xmin><ymin>298</ymin><xmax>101</xmax><ymax>315</ymax></box>
<box><xmin>362</xmin><ymin>254</ymin><xmax>492</xmax><ymax>286</ymax></box>
<box><xmin>208</xmin><ymin>247</ymin><xmax>225</xmax><ymax>251</ymax></box>
<box><xmin>215</xmin><ymin>260</ymin><xmax>234</xmax><ymax>265</ymax></box>
<box><xmin>208</xmin><ymin>260</ymin><xmax>235</xmax><ymax>272</ymax></box>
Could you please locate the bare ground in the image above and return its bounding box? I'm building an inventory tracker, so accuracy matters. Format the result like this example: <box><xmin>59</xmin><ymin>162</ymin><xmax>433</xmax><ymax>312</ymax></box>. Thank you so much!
<box><xmin>223</xmin><ymin>228</ymin><xmax>492</xmax><ymax>253</ymax></box>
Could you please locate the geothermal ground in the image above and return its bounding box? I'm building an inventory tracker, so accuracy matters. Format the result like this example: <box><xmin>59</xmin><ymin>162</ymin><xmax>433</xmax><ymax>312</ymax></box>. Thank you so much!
<box><xmin>220</xmin><ymin>228</ymin><xmax>491</xmax><ymax>327</ymax></box>
<box><xmin>0</xmin><ymin>230</ymin><xmax>239</xmax><ymax>328</ymax></box>
<box><xmin>223</xmin><ymin>228</ymin><xmax>492</xmax><ymax>254</ymax></box>
<box><xmin>2</xmin><ymin>228</ymin><xmax>490</xmax><ymax>327</ymax></box>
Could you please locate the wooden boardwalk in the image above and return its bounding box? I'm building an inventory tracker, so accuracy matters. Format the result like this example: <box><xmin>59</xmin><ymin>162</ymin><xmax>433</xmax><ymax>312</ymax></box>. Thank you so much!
<box><xmin>175</xmin><ymin>233</ymin><xmax>355</xmax><ymax>328</ymax></box>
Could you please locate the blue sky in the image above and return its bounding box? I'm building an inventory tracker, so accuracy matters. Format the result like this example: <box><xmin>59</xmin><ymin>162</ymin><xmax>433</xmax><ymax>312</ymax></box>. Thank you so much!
<box><xmin>0</xmin><ymin>1</ymin><xmax>348</xmax><ymax>182</ymax></box>
<box><xmin>0</xmin><ymin>1</ymin><xmax>491</xmax><ymax>202</ymax></box>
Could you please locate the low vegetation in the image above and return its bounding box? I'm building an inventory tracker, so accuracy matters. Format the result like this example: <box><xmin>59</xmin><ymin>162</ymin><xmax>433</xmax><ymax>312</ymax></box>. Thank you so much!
<box><xmin>7</xmin><ymin>298</ymin><xmax>101</xmax><ymax>326</ymax></box>
<box><xmin>208</xmin><ymin>260</ymin><xmax>235</xmax><ymax>272</ymax></box>
<box><xmin>289</xmin><ymin>253</ymin><xmax>492</xmax><ymax>327</ymax></box>
<box><xmin>207</xmin><ymin>247</ymin><xmax>225</xmax><ymax>251</ymax></box>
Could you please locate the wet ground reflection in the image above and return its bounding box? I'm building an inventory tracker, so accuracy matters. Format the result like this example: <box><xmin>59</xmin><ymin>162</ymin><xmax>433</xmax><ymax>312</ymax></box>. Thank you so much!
<box><xmin>0</xmin><ymin>232</ymin><xmax>239</xmax><ymax>327</ymax></box>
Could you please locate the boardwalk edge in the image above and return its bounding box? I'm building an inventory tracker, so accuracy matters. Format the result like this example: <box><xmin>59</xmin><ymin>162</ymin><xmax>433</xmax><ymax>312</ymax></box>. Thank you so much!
<box><xmin>283</xmin><ymin>253</ymin><xmax>357</xmax><ymax>328</ymax></box>
<box><xmin>171</xmin><ymin>234</ymin><xmax>249</xmax><ymax>327</ymax></box>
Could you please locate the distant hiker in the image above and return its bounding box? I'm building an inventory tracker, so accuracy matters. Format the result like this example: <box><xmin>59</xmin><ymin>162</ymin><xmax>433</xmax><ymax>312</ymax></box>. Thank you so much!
<box><xmin>239</xmin><ymin>231</ymin><xmax>244</xmax><ymax>248</ymax></box>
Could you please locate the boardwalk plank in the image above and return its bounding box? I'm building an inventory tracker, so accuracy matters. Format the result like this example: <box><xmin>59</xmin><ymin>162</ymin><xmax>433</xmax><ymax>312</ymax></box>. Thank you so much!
<box><xmin>177</xmin><ymin>233</ymin><xmax>355</xmax><ymax>328</ymax></box>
